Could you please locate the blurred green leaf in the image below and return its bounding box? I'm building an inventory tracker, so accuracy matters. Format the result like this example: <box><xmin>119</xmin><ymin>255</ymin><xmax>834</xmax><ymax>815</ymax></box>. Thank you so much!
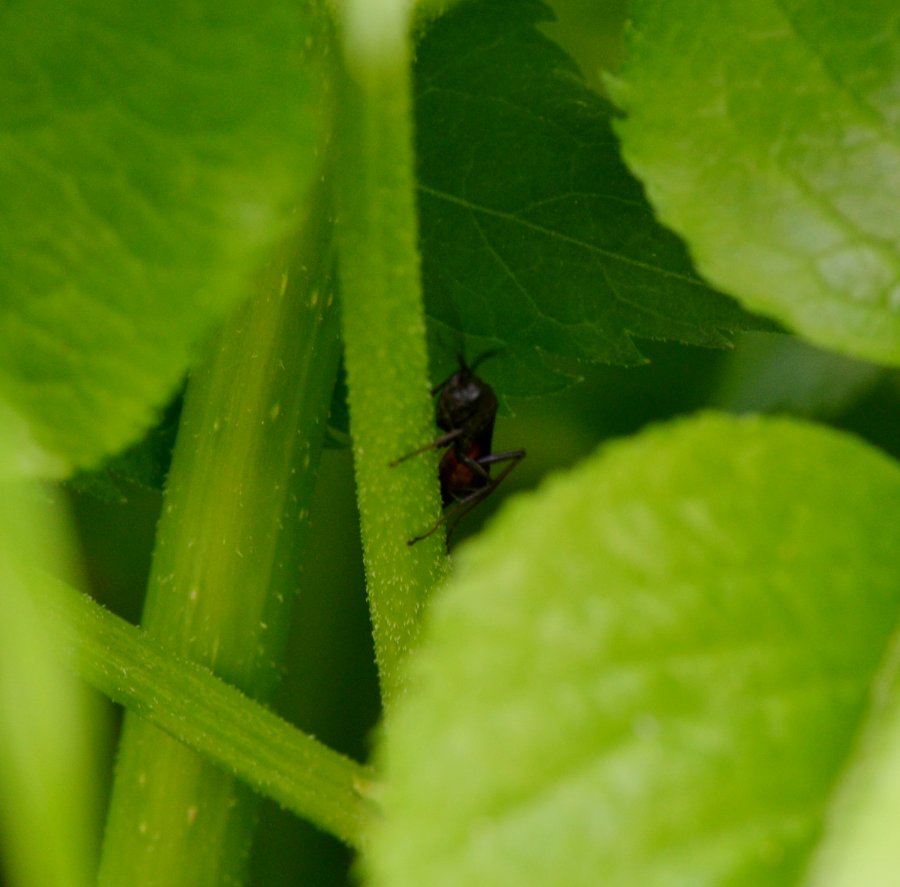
<box><xmin>368</xmin><ymin>414</ymin><xmax>900</xmax><ymax>887</ymax></box>
<box><xmin>414</xmin><ymin>0</ymin><xmax>766</xmax><ymax>396</ymax></box>
<box><xmin>0</xmin><ymin>0</ymin><xmax>331</xmax><ymax>478</ymax></box>
<box><xmin>802</xmin><ymin>627</ymin><xmax>900</xmax><ymax>887</ymax></box>
<box><xmin>609</xmin><ymin>0</ymin><xmax>900</xmax><ymax>366</ymax></box>
<box><xmin>713</xmin><ymin>333</ymin><xmax>884</xmax><ymax>419</ymax></box>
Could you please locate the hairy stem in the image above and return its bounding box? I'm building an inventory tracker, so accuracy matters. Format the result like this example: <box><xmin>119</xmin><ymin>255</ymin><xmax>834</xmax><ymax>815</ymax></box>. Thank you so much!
<box><xmin>98</xmin><ymin>183</ymin><xmax>341</xmax><ymax>886</ymax></box>
<box><xmin>336</xmin><ymin>0</ymin><xmax>450</xmax><ymax>708</ymax></box>
<box><xmin>35</xmin><ymin>573</ymin><xmax>376</xmax><ymax>849</ymax></box>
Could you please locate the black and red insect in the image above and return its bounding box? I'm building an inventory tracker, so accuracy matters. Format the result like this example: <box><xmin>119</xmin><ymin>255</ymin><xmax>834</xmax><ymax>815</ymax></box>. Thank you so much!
<box><xmin>391</xmin><ymin>355</ymin><xmax>525</xmax><ymax>545</ymax></box>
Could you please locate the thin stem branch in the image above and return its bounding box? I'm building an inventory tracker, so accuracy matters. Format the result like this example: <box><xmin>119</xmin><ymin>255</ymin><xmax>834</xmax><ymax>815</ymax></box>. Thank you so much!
<box><xmin>34</xmin><ymin>574</ymin><xmax>376</xmax><ymax>849</ymax></box>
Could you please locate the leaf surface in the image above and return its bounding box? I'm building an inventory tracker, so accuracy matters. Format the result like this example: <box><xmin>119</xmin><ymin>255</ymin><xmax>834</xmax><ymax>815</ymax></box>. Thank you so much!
<box><xmin>0</xmin><ymin>0</ymin><xmax>330</xmax><ymax>477</ymax></box>
<box><xmin>368</xmin><ymin>414</ymin><xmax>900</xmax><ymax>887</ymax></box>
<box><xmin>803</xmin><ymin>633</ymin><xmax>900</xmax><ymax>887</ymax></box>
<box><xmin>414</xmin><ymin>0</ymin><xmax>765</xmax><ymax>395</ymax></box>
<box><xmin>609</xmin><ymin>0</ymin><xmax>900</xmax><ymax>366</ymax></box>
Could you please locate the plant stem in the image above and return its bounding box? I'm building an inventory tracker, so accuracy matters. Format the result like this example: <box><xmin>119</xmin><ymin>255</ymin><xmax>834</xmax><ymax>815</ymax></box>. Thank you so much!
<box><xmin>98</xmin><ymin>184</ymin><xmax>341</xmax><ymax>886</ymax></box>
<box><xmin>34</xmin><ymin>573</ymin><xmax>376</xmax><ymax>849</ymax></box>
<box><xmin>336</xmin><ymin>0</ymin><xmax>450</xmax><ymax>708</ymax></box>
<box><xmin>0</xmin><ymin>486</ymin><xmax>98</xmax><ymax>887</ymax></box>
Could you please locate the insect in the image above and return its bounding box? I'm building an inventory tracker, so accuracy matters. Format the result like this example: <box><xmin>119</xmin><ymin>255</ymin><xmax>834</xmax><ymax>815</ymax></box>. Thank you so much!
<box><xmin>391</xmin><ymin>355</ymin><xmax>525</xmax><ymax>545</ymax></box>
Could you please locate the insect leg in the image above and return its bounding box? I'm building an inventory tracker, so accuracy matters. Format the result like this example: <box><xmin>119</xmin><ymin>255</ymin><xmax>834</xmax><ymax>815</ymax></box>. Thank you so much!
<box><xmin>389</xmin><ymin>427</ymin><xmax>463</xmax><ymax>467</ymax></box>
<box><xmin>443</xmin><ymin>449</ymin><xmax>525</xmax><ymax>538</ymax></box>
<box><xmin>408</xmin><ymin>448</ymin><xmax>525</xmax><ymax>545</ymax></box>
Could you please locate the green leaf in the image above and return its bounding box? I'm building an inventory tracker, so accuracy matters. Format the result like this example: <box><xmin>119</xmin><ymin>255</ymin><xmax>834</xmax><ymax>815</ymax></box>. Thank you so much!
<box><xmin>713</xmin><ymin>332</ymin><xmax>883</xmax><ymax>419</ymax></box>
<box><xmin>803</xmin><ymin>633</ymin><xmax>900</xmax><ymax>887</ymax></box>
<box><xmin>0</xmin><ymin>0</ymin><xmax>331</xmax><ymax>479</ymax></box>
<box><xmin>367</xmin><ymin>414</ymin><xmax>900</xmax><ymax>887</ymax></box>
<box><xmin>608</xmin><ymin>0</ymin><xmax>900</xmax><ymax>367</ymax></box>
<box><xmin>414</xmin><ymin>0</ymin><xmax>765</xmax><ymax>396</ymax></box>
